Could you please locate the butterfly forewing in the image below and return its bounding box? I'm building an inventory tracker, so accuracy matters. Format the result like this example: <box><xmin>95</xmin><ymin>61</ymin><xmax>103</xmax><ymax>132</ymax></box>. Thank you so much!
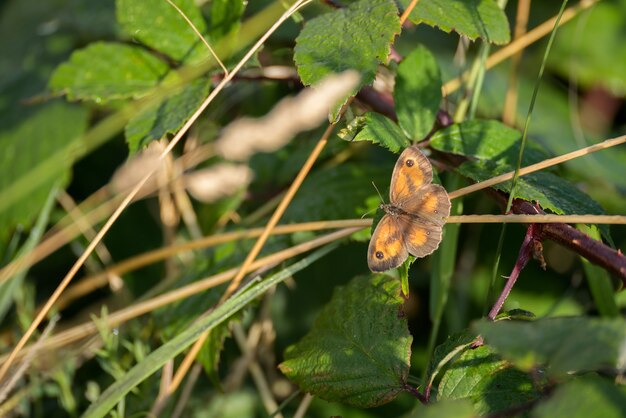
<box><xmin>389</xmin><ymin>146</ymin><xmax>433</xmax><ymax>204</ymax></box>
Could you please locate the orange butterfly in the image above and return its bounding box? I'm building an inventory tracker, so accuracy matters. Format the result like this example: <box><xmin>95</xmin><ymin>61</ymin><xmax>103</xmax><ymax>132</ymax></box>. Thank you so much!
<box><xmin>367</xmin><ymin>145</ymin><xmax>451</xmax><ymax>272</ymax></box>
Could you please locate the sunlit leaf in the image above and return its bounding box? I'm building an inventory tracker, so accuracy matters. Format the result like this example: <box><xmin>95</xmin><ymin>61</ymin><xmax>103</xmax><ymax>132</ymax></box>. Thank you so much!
<box><xmin>437</xmin><ymin>346</ymin><xmax>539</xmax><ymax>415</ymax></box>
<box><xmin>394</xmin><ymin>45</ymin><xmax>442</xmax><ymax>140</ymax></box>
<box><xmin>117</xmin><ymin>0</ymin><xmax>207</xmax><ymax>63</ymax></box>
<box><xmin>352</xmin><ymin>112</ymin><xmax>411</xmax><ymax>153</ymax></box>
<box><xmin>400</xmin><ymin>0</ymin><xmax>510</xmax><ymax>44</ymax></box>
<box><xmin>294</xmin><ymin>0</ymin><xmax>401</xmax><ymax>118</ymax></box>
<box><xmin>280</xmin><ymin>274</ymin><xmax>412</xmax><ymax>408</ymax></box>
<box><xmin>49</xmin><ymin>42</ymin><xmax>170</xmax><ymax>102</ymax></box>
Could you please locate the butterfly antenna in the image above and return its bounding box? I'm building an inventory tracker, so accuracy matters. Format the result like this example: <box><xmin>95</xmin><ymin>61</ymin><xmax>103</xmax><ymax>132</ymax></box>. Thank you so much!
<box><xmin>371</xmin><ymin>181</ymin><xmax>385</xmax><ymax>204</ymax></box>
<box><xmin>361</xmin><ymin>182</ymin><xmax>386</xmax><ymax>219</ymax></box>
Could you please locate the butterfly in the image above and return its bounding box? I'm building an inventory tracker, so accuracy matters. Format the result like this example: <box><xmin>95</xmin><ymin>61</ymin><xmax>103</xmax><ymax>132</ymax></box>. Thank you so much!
<box><xmin>367</xmin><ymin>145</ymin><xmax>451</xmax><ymax>272</ymax></box>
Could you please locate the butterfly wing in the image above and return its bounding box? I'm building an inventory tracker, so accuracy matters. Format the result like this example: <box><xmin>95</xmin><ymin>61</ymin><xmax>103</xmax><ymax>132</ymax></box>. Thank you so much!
<box><xmin>389</xmin><ymin>145</ymin><xmax>433</xmax><ymax>204</ymax></box>
<box><xmin>396</xmin><ymin>214</ymin><xmax>445</xmax><ymax>258</ymax></box>
<box><xmin>397</xmin><ymin>183</ymin><xmax>451</xmax><ymax>226</ymax></box>
<box><xmin>367</xmin><ymin>214</ymin><xmax>409</xmax><ymax>272</ymax></box>
<box><xmin>390</xmin><ymin>146</ymin><xmax>450</xmax><ymax>258</ymax></box>
<box><xmin>368</xmin><ymin>145</ymin><xmax>449</xmax><ymax>271</ymax></box>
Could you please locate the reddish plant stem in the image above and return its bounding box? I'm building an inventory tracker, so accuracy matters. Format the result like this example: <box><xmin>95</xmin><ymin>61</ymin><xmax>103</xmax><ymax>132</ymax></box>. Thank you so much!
<box><xmin>510</xmin><ymin>199</ymin><xmax>626</xmax><ymax>284</ymax></box>
<box><xmin>403</xmin><ymin>383</ymin><xmax>427</xmax><ymax>404</ymax></box>
<box><xmin>488</xmin><ymin>222</ymin><xmax>543</xmax><ymax>319</ymax></box>
<box><xmin>357</xmin><ymin>87</ymin><xmax>397</xmax><ymax>120</ymax></box>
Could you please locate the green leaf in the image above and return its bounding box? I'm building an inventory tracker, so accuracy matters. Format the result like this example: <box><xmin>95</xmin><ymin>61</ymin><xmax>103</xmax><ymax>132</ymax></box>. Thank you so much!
<box><xmin>577</xmin><ymin>225</ymin><xmax>618</xmax><ymax>317</ymax></box>
<box><xmin>125</xmin><ymin>78</ymin><xmax>210</xmax><ymax>152</ymax></box>
<box><xmin>400</xmin><ymin>0</ymin><xmax>510</xmax><ymax>44</ymax></box>
<box><xmin>531</xmin><ymin>375</ymin><xmax>626</xmax><ymax>418</ymax></box>
<box><xmin>406</xmin><ymin>399</ymin><xmax>476</xmax><ymax>418</ymax></box>
<box><xmin>425</xmin><ymin>331</ymin><xmax>475</xmax><ymax>396</ymax></box>
<box><xmin>430</xmin><ymin>120</ymin><xmax>609</xmax><ymax>239</ymax></box>
<box><xmin>474</xmin><ymin>317</ymin><xmax>626</xmax><ymax>377</ymax></box>
<box><xmin>0</xmin><ymin>102</ymin><xmax>88</xmax><ymax>242</ymax></box>
<box><xmin>280</xmin><ymin>274</ymin><xmax>412</xmax><ymax>408</ymax></box>
<box><xmin>437</xmin><ymin>346</ymin><xmax>539</xmax><ymax>415</ymax></box>
<box><xmin>116</xmin><ymin>0</ymin><xmax>207</xmax><ymax>63</ymax></box>
<box><xmin>81</xmin><ymin>244</ymin><xmax>336</xmax><ymax>418</ymax></box>
<box><xmin>206</xmin><ymin>0</ymin><xmax>245</xmax><ymax>41</ymax></box>
<box><xmin>429</xmin><ymin>120</ymin><xmax>547</xmax><ymax>166</ymax></box>
<box><xmin>394</xmin><ymin>45</ymin><xmax>442</xmax><ymax>140</ymax></box>
<box><xmin>49</xmin><ymin>42</ymin><xmax>170</xmax><ymax>102</ymax></box>
<box><xmin>460</xmin><ymin>162</ymin><xmax>606</xmax><ymax>216</ymax></box>
<box><xmin>283</xmin><ymin>163</ymin><xmax>389</xmax><ymax>223</ymax></box>
<box><xmin>197</xmin><ymin>315</ymin><xmax>239</xmax><ymax>389</ymax></box>
<box><xmin>352</xmin><ymin>112</ymin><xmax>411</xmax><ymax>153</ymax></box>
<box><xmin>294</xmin><ymin>0</ymin><xmax>401</xmax><ymax>118</ymax></box>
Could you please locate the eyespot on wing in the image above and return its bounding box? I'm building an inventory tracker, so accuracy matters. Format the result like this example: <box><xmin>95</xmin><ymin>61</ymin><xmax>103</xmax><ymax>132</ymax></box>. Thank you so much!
<box><xmin>367</xmin><ymin>214</ymin><xmax>408</xmax><ymax>272</ymax></box>
<box><xmin>389</xmin><ymin>145</ymin><xmax>433</xmax><ymax>204</ymax></box>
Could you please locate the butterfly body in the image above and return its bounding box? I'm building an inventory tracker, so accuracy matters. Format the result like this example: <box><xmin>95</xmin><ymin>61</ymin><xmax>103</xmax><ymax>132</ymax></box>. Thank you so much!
<box><xmin>367</xmin><ymin>146</ymin><xmax>451</xmax><ymax>272</ymax></box>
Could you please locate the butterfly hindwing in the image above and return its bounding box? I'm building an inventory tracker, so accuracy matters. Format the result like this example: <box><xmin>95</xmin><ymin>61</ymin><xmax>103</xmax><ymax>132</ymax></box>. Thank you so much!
<box><xmin>396</xmin><ymin>214</ymin><xmax>445</xmax><ymax>258</ymax></box>
<box><xmin>396</xmin><ymin>183</ymin><xmax>451</xmax><ymax>226</ymax></box>
<box><xmin>368</xmin><ymin>214</ymin><xmax>409</xmax><ymax>272</ymax></box>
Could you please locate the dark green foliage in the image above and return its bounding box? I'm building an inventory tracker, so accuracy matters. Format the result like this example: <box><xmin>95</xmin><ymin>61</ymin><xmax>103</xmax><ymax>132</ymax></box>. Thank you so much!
<box><xmin>1</xmin><ymin>1</ymin><xmax>625</xmax><ymax>417</ymax></box>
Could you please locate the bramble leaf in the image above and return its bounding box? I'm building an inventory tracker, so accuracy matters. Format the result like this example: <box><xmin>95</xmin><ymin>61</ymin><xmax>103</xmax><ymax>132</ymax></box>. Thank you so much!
<box><xmin>437</xmin><ymin>345</ymin><xmax>539</xmax><ymax>415</ymax></box>
<box><xmin>283</xmin><ymin>163</ymin><xmax>389</xmax><ymax>223</ymax></box>
<box><xmin>0</xmin><ymin>102</ymin><xmax>88</xmax><ymax>242</ymax></box>
<box><xmin>531</xmin><ymin>375</ymin><xmax>626</xmax><ymax>418</ymax></box>
<box><xmin>430</xmin><ymin>120</ymin><xmax>608</xmax><ymax>238</ymax></box>
<box><xmin>117</xmin><ymin>0</ymin><xmax>207</xmax><ymax>63</ymax></box>
<box><xmin>294</xmin><ymin>0</ymin><xmax>400</xmax><ymax>119</ymax></box>
<box><xmin>400</xmin><ymin>0</ymin><xmax>510</xmax><ymax>44</ymax></box>
<box><xmin>125</xmin><ymin>78</ymin><xmax>210</xmax><ymax>152</ymax></box>
<box><xmin>474</xmin><ymin>317</ymin><xmax>626</xmax><ymax>377</ymax></box>
<box><xmin>49</xmin><ymin>42</ymin><xmax>169</xmax><ymax>102</ymax></box>
<box><xmin>280</xmin><ymin>274</ymin><xmax>412</xmax><ymax>408</ymax></box>
<box><xmin>394</xmin><ymin>45</ymin><xmax>442</xmax><ymax>140</ymax></box>
<box><xmin>352</xmin><ymin>112</ymin><xmax>411</xmax><ymax>153</ymax></box>
<box><xmin>406</xmin><ymin>399</ymin><xmax>476</xmax><ymax>418</ymax></box>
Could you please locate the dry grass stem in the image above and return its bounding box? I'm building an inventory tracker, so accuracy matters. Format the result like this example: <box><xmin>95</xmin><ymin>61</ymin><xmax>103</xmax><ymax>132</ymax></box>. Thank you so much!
<box><xmin>165</xmin><ymin>0</ymin><xmax>229</xmax><ymax>75</ymax></box>
<box><xmin>175</xmin><ymin>120</ymin><xmax>338</xmax><ymax>395</ymax></box>
<box><xmin>447</xmin><ymin>214</ymin><xmax>626</xmax><ymax>224</ymax></box>
<box><xmin>399</xmin><ymin>0</ymin><xmax>420</xmax><ymax>26</ymax></box>
<box><xmin>449</xmin><ymin>134</ymin><xmax>626</xmax><ymax>200</ymax></box>
<box><xmin>232</xmin><ymin>324</ymin><xmax>284</xmax><ymax>418</ymax></box>
<box><xmin>0</xmin><ymin>227</ymin><xmax>359</xmax><ymax>371</ymax></box>
<box><xmin>0</xmin><ymin>316</ymin><xmax>58</xmax><ymax>403</ymax></box>
<box><xmin>57</xmin><ymin>192</ymin><xmax>124</xmax><ymax>291</ymax></box>
<box><xmin>0</xmin><ymin>0</ymin><xmax>315</xmax><ymax>384</ymax></box>
<box><xmin>293</xmin><ymin>393</ymin><xmax>314</xmax><ymax>418</ymax></box>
